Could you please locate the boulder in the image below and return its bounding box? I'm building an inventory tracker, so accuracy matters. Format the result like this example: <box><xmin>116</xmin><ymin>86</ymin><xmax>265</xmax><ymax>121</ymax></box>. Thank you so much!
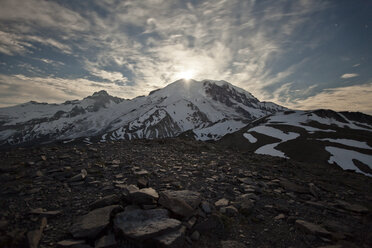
<box><xmin>70</xmin><ymin>205</ymin><xmax>120</xmax><ymax>239</ymax></box>
<box><xmin>158</xmin><ymin>190</ymin><xmax>201</xmax><ymax>217</ymax></box>
<box><xmin>114</xmin><ymin>209</ymin><xmax>181</xmax><ymax>240</ymax></box>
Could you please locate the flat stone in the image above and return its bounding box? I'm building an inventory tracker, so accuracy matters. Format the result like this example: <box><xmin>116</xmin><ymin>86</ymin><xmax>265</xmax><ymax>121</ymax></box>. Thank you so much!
<box><xmin>215</xmin><ymin>198</ymin><xmax>229</xmax><ymax>208</ymax></box>
<box><xmin>90</xmin><ymin>194</ymin><xmax>120</xmax><ymax>210</ymax></box>
<box><xmin>335</xmin><ymin>200</ymin><xmax>369</xmax><ymax>213</ymax></box>
<box><xmin>70</xmin><ymin>205</ymin><xmax>119</xmax><ymax>238</ymax></box>
<box><xmin>27</xmin><ymin>217</ymin><xmax>47</xmax><ymax>248</ymax></box>
<box><xmin>57</xmin><ymin>239</ymin><xmax>86</xmax><ymax>247</ymax></box>
<box><xmin>221</xmin><ymin>240</ymin><xmax>246</xmax><ymax>248</ymax></box>
<box><xmin>159</xmin><ymin>190</ymin><xmax>201</xmax><ymax>217</ymax></box>
<box><xmin>68</xmin><ymin>169</ymin><xmax>88</xmax><ymax>182</ymax></box>
<box><xmin>279</xmin><ymin>179</ymin><xmax>309</xmax><ymax>194</ymax></box>
<box><xmin>238</xmin><ymin>177</ymin><xmax>254</xmax><ymax>185</ymax></box>
<box><xmin>295</xmin><ymin>220</ymin><xmax>331</xmax><ymax>238</ymax></box>
<box><xmin>154</xmin><ymin>226</ymin><xmax>186</xmax><ymax>248</ymax></box>
<box><xmin>201</xmin><ymin>201</ymin><xmax>212</xmax><ymax>214</ymax></box>
<box><xmin>131</xmin><ymin>187</ymin><xmax>159</xmax><ymax>205</ymax></box>
<box><xmin>95</xmin><ymin>233</ymin><xmax>117</xmax><ymax>248</ymax></box>
<box><xmin>137</xmin><ymin>177</ymin><xmax>149</xmax><ymax>188</ymax></box>
<box><xmin>274</xmin><ymin>213</ymin><xmax>285</xmax><ymax>220</ymax></box>
<box><xmin>221</xmin><ymin>206</ymin><xmax>238</xmax><ymax>217</ymax></box>
<box><xmin>114</xmin><ymin>209</ymin><xmax>181</xmax><ymax>240</ymax></box>
<box><xmin>30</xmin><ymin>208</ymin><xmax>61</xmax><ymax>216</ymax></box>
<box><xmin>239</xmin><ymin>200</ymin><xmax>254</xmax><ymax>216</ymax></box>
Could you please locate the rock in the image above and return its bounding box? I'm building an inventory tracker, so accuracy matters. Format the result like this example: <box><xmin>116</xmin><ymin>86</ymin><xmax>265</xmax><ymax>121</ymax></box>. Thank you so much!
<box><xmin>95</xmin><ymin>233</ymin><xmax>117</xmax><ymax>248</ymax></box>
<box><xmin>137</xmin><ymin>177</ymin><xmax>149</xmax><ymax>188</ymax></box>
<box><xmin>238</xmin><ymin>177</ymin><xmax>254</xmax><ymax>185</ymax></box>
<box><xmin>221</xmin><ymin>240</ymin><xmax>246</xmax><ymax>248</ymax></box>
<box><xmin>215</xmin><ymin>198</ymin><xmax>229</xmax><ymax>208</ymax></box>
<box><xmin>36</xmin><ymin>170</ymin><xmax>43</xmax><ymax>177</ymax></box>
<box><xmin>0</xmin><ymin>219</ymin><xmax>8</xmax><ymax>230</ymax></box>
<box><xmin>309</xmin><ymin>183</ymin><xmax>320</xmax><ymax>199</ymax></box>
<box><xmin>159</xmin><ymin>190</ymin><xmax>201</xmax><ymax>217</ymax></box>
<box><xmin>279</xmin><ymin>179</ymin><xmax>309</xmax><ymax>194</ymax></box>
<box><xmin>274</xmin><ymin>213</ymin><xmax>285</xmax><ymax>220</ymax></box>
<box><xmin>30</xmin><ymin>208</ymin><xmax>61</xmax><ymax>216</ymax></box>
<box><xmin>190</xmin><ymin>230</ymin><xmax>200</xmax><ymax>241</ymax></box>
<box><xmin>221</xmin><ymin>206</ymin><xmax>238</xmax><ymax>217</ymax></box>
<box><xmin>41</xmin><ymin>155</ymin><xmax>47</xmax><ymax>161</ymax></box>
<box><xmin>132</xmin><ymin>188</ymin><xmax>159</xmax><ymax>205</ymax></box>
<box><xmin>185</xmin><ymin>216</ymin><xmax>197</xmax><ymax>229</ymax></box>
<box><xmin>57</xmin><ymin>239</ymin><xmax>86</xmax><ymax>247</ymax></box>
<box><xmin>201</xmin><ymin>201</ymin><xmax>212</xmax><ymax>214</ymax></box>
<box><xmin>68</xmin><ymin>169</ymin><xmax>88</xmax><ymax>182</ymax></box>
<box><xmin>70</xmin><ymin>205</ymin><xmax>120</xmax><ymax>238</ymax></box>
<box><xmin>122</xmin><ymin>185</ymin><xmax>159</xmax><ymax>204</ymax></box>
<box><xmin>316</xmin><ymin>245</ymin><xmax>343</xmax><ymax>248</ymax></box>
<box><xmin>238</xmin><ymin>193</ymin><xmax>259</xmax><ymax>202</ymax></box>
<box><xmin>114</xmin><ymin>209</ymin><xmax>181</xmax><ymax>240</ymax></box>
<box><xmin>90</xmin><ymin>194</ymin><xmax>120</xmax><ymax>210</ymax></box>
<box><xmin>239</xmin><ymin>200</ymin><xmax>254</xmax><ymax>216</ymax></box>
<box><xmin>133</xmin><ymin>168</ymin><xmax>149</xmax><ymax>176</ymax></box>
<box><xmin>295</xmin><ymin>220</ymin><xmax>331</xmax><ymax>238</ymax></box>
<box><xmin>194</xmin><ymin>214</ymin><xmax>222</xmax><ymax>233</ymax></box>
<box><xmin>111</xmin><ymin>159</ymin><xmax>120</xmax><ymax>165</ymax></box>
<box><xmin>154</xmin><ymin>226</ymin><xmax>186</xmax><ymax>248</ymax></box>
<box><xmin>334</xmin><ymin>200</ymin><xmax>369</xmax><ymax>213</ymax></box>
<box><xmin>27</xmin><ymin>217</ymin><xmax>47</xmax><ymax>248</ymax></box>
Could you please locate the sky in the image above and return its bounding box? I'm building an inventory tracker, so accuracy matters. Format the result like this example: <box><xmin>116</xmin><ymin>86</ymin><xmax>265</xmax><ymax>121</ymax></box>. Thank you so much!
<box><xmin>0</xmin><ymin>0</ymin><xmax>371</xmax><ymax>114</ymax></box>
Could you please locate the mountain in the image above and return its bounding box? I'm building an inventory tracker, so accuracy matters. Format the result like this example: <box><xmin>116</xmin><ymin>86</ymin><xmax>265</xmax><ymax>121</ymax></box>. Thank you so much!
<box><xmin>0</xmin><ymin>79</ymin><xmax>286</xmax><ymax>147</ymax></box>
<box><xmin>219</xmin><ymin>109</ymin><xmax>372</xmax><ymax>176</ymax></box>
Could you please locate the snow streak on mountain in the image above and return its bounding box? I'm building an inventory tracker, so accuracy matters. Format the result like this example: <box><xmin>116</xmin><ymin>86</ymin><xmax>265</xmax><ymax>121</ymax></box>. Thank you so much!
<box><xmin>0</xmin><ymin>79</ymin><xmax>286</xmax><ymax>146</ymax></box>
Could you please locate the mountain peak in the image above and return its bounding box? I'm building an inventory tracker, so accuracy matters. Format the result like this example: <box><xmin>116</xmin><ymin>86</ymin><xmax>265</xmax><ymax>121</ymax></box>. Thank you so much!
<box><xmin>92</xmin><ymin>90</ymin><xmax>109</xmax><ymax>97</ymax></box>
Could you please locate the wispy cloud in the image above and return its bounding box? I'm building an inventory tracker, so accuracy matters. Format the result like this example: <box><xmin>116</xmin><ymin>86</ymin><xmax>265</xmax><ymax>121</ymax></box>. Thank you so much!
<box><xmin>340</xmin><ymin>73</ymin><xmax>359</xmax><ymax>79</ymax></box>
<box><xmin>0</xmin><ymin>0</ymin><xmax>371</xmax><ymax>115</ymax></box>
<box><xmin>285</xmin><ymin>83</ymin><xmax>372</xmax><ymax>115</ymax></box>
<box><xmin>0</xmin><ymin>74</ymin><xmax>140</xmax><ymax>107</ymax></box>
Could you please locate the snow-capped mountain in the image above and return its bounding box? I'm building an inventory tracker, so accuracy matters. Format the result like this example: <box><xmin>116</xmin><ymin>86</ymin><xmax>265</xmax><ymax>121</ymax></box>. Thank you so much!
<box><xmin>0</xmin><ymin>79</ymin><xmax>286</xmax><ymax>146</ymax></box>
<box><xmin>220</xmin><ymin>110</ymin><xmax>372</xmax><ymax>176</ymax></box>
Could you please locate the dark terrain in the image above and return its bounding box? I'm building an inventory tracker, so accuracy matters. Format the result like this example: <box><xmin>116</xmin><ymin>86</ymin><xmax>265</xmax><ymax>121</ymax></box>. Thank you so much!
<box><xmin>0</xmin><ymin>138</ymin><xmax>371</xmax><ymax>248</ymax></box>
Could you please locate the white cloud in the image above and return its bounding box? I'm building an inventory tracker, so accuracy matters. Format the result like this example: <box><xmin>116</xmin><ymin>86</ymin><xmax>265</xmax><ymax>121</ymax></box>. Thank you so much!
<box><xmin>90</xmin><ymin>69</ymin><xmax>128</xmax><ymax>83</ymax></box>
<box><xmin>0</xmin><ymin>0</ymin><xmax>89</xmax><ymax>32</ymax></box>
<box><xmin>341</xmin><ymin>73</ymin><xmax>359</xmax><ymax>79</ymax></box>
<box><xmin>0</xmin><ymin>74</ymin><xmax>141</xmax><ymax>107</ymax></box>
<box><xmin>284</xmin><ymin>83</ymin><xmax>372</xmax><ymax>115</ymax></box>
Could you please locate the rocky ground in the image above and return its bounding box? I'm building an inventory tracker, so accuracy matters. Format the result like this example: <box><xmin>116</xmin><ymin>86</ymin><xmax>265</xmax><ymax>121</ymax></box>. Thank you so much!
<box><xmin>0</xmin><ymin>138</ymin><xmax>371</xmax><ymax>248</ymax></box>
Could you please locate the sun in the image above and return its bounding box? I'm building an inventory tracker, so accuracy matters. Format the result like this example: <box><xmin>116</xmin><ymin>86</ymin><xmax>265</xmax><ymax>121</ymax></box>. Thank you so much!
<box><xmin>177</xmin><ymin>70</ymin><xmax>195</xmax><ymax>80</ymax></box>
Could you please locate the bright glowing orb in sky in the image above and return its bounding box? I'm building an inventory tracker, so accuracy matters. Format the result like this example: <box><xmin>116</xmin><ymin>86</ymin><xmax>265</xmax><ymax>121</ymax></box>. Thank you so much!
<box><xmin>176</xmin><ymin>70</ymin><xmax>195</xmax><ymax>80</ymax></box>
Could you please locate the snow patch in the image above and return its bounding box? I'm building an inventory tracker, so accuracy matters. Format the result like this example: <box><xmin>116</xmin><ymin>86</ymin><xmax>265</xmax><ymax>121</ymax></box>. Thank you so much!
<box><xmin>243</xmin><ymin>133</ymin><xmax>257</xmax><ymax>143</ymax></box>
<box><xmin>319</xmin><ymin>138</ymin><xmax>372</xmax><ymax>149</ymax></box>
<box><xmin>246</xmin><ymin>126</ymin><xmax>300</xmax><ymax>158</ymax></box>
<box><xmin>325</xmin><ymin>146</ymin><xmax>372</xmax><ymax>176</ymax></box>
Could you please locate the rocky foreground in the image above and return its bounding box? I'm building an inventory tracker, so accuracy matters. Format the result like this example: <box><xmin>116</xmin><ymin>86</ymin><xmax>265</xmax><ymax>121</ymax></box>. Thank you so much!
<box><xmin>0</xmin><ymin>139</ymin><xmax>371</xmax><ymax>248</ymax></box>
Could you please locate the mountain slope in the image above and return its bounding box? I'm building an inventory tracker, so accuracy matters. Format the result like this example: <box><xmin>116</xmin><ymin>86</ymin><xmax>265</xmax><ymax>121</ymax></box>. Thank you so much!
<box><xmin>0</xmin><ymin>79</ymin><xmax>286</xmax><ymax>146</ymax></box>
<box><xmin>219</xmin><ymin>109</ymin><xmax>372</xmax><ymax>176</ymax></box>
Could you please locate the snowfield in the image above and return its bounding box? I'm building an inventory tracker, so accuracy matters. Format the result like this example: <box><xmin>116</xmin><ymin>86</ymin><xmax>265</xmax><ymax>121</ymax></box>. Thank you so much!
<box><xmin>318</xmin><ymin>138</ymin><xmax>372</xmax><ymax>149</ymax></box>
<box><xmin>326</xmin><ymin>146</ymin><xmax>372</xmax><ymax>176</ymax></box>
<box><xmin>244</xmin><ymin>126</ymin><xmax>300</xmax><ymax>158</ymax></box>
<box><xmin>243</xmin><ymin>133</ymin><xmax>257</xmax><ymax>143</ymax></box>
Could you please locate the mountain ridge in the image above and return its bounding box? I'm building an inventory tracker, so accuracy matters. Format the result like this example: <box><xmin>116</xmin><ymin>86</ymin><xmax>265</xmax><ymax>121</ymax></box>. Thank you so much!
<box><xmin>0</xmin><ymin>79</ymin><xmax>286</xmax><ymax>147</ymax></box>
